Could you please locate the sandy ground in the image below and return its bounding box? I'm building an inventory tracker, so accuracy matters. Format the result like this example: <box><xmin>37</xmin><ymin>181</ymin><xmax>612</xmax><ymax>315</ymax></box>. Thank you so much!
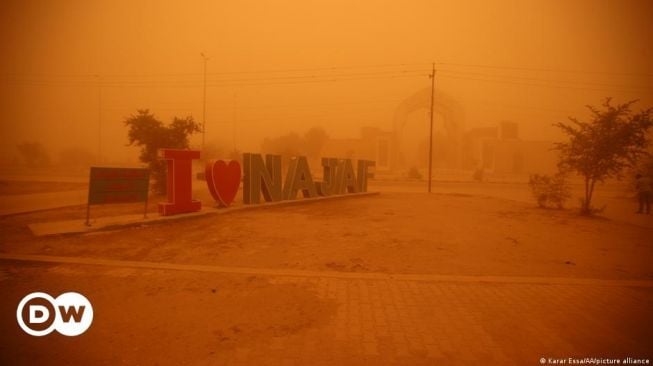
<box><xmin>1</xmin><ymin>186</ymin><xmax>652</xmax><ymax>280</ymax></box>
<box><xmin>1</xmin><ymin>181</ymin><xmax>651</xmax><ymax>365</ymax></box>
<box><xmin>0</xmin><ymin>180</ymin><xmax>88</xmax><ymax>196</ymax></box>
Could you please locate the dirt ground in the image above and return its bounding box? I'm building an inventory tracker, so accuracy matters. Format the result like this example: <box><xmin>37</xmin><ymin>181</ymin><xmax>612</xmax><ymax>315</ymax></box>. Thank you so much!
<box><xmin>1</xmin><ymin>188</ymin><xmax>651</xmax><ymax>280</ymax></box>
<box><xmin>0</xmin><ymin>180</ymin><xmax>88</xmax><ymax>196</ymax></box>
<box><xmin>1</xmin><ymin>182</ymin><xmax>652</xmax><ymax>365</ymax></box>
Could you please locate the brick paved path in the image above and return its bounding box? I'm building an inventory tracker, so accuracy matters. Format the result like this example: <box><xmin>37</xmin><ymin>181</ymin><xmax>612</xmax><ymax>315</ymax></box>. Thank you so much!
<box><xmin>1</xmin><ymin>254</ymin><xmax>652</xmax><ymax>365</ymax></box>
<box><xmin>239</xmin><ymin>277</ymin><xmax>652</xmax><ymax>365</ymax></box>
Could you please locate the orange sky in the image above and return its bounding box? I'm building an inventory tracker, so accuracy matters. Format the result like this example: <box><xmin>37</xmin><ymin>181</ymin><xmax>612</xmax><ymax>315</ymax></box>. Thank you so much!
<box><xmin>1</xmin><ymin>0</ymin><xmax>652</xmax><ymax>164</ymax></box>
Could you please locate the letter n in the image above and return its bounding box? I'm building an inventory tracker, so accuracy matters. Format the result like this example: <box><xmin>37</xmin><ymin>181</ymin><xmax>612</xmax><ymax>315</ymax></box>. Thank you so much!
<box><xmin>243</xmin><ymin>154</ymin><xmax>282</xmax><ymax>204</ymax></box>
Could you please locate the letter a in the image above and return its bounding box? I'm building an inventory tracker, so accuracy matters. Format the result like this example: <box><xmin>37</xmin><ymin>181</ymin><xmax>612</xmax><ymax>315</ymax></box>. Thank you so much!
<box><xmin>283</xmin><ymin>156</ymin><xmax>318</xmax><ymax>200</ymax></box>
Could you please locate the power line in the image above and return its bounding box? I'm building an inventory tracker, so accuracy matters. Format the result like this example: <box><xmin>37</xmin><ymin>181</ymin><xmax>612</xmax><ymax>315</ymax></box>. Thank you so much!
<box><xmin>5</xmin><ymin>68</ymin><xmax>650</xmax><ymax>93</ymax></box>
<box><xmin>0</xmin><ymin>62</ymin><xmax>432</xmax><ymax>80</ymax></box>
<box><xmin>437</xmin><ymin>68</ymin><xmax>652</xmax><ymax>91</ymax></box>
<box><xmin>0</xmin><ymin>70</ymin><xmax>429</xmax><ymax>88</ymax></box>
<box><xmin>98</xmin><ymin>94</ymin><xmax>419</xmax><ymax>114</ymax></box>
<box><xmin>437</xmin><ymin>71</ymin><xmax>653</xmax><ymax>94</ymax></box>
<box><xmin>203</xmin><ymin>62</ymin><xmax>432</xmax><ymax>76</ymax></box>
<box><xmin>95</xmin><ymin>73</ymin><xmax>427</xmax><ymax>88</ymax></box>
<box><xmin>4</xmin><ymin>60</ymin><xmax>648</xmax><ymax>80</ymax></box>
<box><xmin>435</xmin><ymin>61</ymin><xmax>653</xmax><ymax>78</ymax></box>
<box><xmin>3</xmin><ymin>59</ymin><xmax>650</xmax><ymax>86</ymax></box>
<box><xmin>99</xmin><ymin>69</ymin><xmax>429</xmax><ymax>86</ymax></box>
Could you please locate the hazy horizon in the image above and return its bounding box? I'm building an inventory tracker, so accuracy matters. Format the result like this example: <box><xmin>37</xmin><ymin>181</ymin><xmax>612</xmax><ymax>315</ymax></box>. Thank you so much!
<box><xmin>1</xmin><ymin>0</ymin><xmax>652</xmax><ymax>166</ymax></box>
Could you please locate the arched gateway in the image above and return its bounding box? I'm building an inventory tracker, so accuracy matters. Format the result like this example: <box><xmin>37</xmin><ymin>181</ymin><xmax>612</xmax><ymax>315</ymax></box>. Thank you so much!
<box><xmin>391</xmin><ymin>88</ymin><xmax>464</xmax><ymax>170</ymax></box>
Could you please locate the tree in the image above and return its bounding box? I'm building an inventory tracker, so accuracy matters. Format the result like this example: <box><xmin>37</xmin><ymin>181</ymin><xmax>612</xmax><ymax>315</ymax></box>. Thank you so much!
<box><xmin>124</xmin><ymin>109</ymin><xmax>201</xmax><ymax>194</ymax></box>
<box><xmin>261</xmin><ymin>127</ymin><xmax>330</xmax><ymax>166</ymax></box>
<box><xmin>16</xmin><ymin>141</ymin><xmax>50</xmax><ymax>167</ymax></box>
<box><xmin>261</xmin><ymin>132</ymin><xmax>304</xmax><ymax>163</ymax></box>
<box><xmin>554</xmin><ymin>98</ymin><xmax>652</xmax><ymax>215</ymax></box>
<box><xmin>303</xmin><ymin>127</ymin><xmax>329</xmax><ymax>160</ymax></box>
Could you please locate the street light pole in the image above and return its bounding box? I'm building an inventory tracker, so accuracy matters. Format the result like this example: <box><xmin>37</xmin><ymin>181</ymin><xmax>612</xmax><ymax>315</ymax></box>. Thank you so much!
<box><xmin>96</xmin><ymin>74</ymin><xmax>102</xmax><ymax>164</ymax></box>
<box><xmin>201</xmin><ymin>53</ymin><xmax>209</xmax><ymax>152</ymax></box>
<box><xmin>428</xmin><ymin>63</ymin><xmax>436</xmax><ymax>193</ymax></box>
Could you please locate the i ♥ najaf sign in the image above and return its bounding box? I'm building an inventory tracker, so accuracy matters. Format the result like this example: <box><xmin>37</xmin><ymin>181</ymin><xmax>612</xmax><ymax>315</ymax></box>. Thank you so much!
<box><xmin>158</xmin><ymin>149</ymin><xmax>375</xmax><ymax>216</ymax></box>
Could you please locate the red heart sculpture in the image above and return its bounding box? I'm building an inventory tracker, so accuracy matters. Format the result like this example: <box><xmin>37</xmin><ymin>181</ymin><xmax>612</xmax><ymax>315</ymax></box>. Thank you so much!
<box><xmin>205</xmin><ymin>160</ymin><xmax>241</xmax><ymax>207</ymax></box>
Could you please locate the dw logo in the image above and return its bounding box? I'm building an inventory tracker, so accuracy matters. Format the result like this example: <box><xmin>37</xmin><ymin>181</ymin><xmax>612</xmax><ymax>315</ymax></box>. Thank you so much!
<box><xmin>16</xmin><ymin>292</ymin><xmax>93</xmax><ymax>336</ymax></box>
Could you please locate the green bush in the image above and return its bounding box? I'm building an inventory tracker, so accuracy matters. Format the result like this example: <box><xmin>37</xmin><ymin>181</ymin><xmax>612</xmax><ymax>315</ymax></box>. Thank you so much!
<box><xmin>124</xmin><ymin>109</ymin><xmax>201</xmax><ymax>194</ymax></box>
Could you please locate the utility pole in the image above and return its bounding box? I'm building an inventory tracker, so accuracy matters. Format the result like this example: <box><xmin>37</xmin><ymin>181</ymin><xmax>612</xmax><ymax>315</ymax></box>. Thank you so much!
<box><xmin>428</xmin><ymin>62</ymin><xmax>436</xmax><ymax>193</ymax></box>
<box><xmin>96</xmin><ymin>74</ymin><xmax>102</xmax><ymax>164</ymax></box>
<box><xmin>232</xmin><ymin>92</ymin><xmax>237</xmax><ymax>151</ymax></box>
<box><xmin>201</xmin><ymin>53</ymin><xmax>209</xmax><ymax>152</ymax></box>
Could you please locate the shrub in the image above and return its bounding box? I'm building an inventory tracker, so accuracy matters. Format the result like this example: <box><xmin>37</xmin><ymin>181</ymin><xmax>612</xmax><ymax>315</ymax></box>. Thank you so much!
<box><xmin>407</xmin><ymin>167</ymin><xmax>422</xmax><ymax>180</ymax></box>
<box><xmin>529</xmin><ymin>172</ymin><xmax>571</xmax><ymax>209</ymax></box>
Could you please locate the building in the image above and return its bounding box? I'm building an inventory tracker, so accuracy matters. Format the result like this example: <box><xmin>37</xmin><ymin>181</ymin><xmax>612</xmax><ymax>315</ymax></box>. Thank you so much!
<box><xmin>322</xmin><ymin>127</ymin><xmax>395</xmax><ymax>171</ymax></box>
<box><xmin>462</xmin><ymin>121</ymin><xmax>558</xmax><ymax>175</ymax></box>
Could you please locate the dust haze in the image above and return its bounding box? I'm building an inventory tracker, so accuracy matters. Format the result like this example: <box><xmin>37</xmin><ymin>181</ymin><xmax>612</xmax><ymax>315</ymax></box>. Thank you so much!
<box><xmin>1</xmin><ymin>0</ymin><xmax>651</xmax><ymax>173</ymax></box>
<box><xmin>2</xmin><ymin>2</ymin><xmax>653</xmax><ymax>364</ymax></box>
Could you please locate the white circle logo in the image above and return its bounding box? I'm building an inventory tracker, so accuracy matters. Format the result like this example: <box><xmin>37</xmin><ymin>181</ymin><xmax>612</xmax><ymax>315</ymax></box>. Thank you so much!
<box><xmin>16</xmin><ymin>292</ymin><xmax>93</xmax><ymax>336</ymax></box>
